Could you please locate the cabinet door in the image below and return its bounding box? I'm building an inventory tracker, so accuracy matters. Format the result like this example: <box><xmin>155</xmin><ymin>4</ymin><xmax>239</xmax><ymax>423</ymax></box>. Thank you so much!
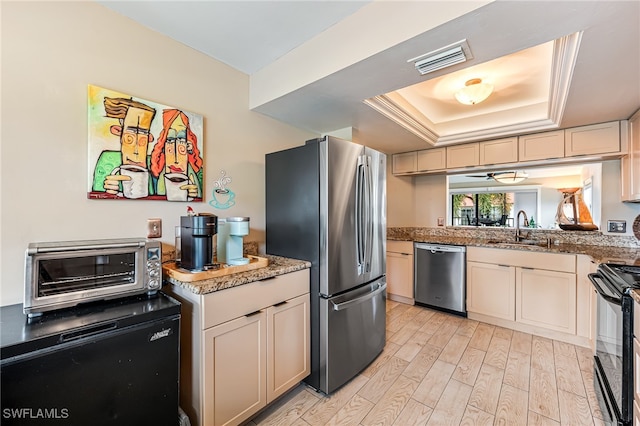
<box><xmin>392</xmin><ymin>152</ymin><xmax>417</xmax><ymax>175</ymax></box>
<box><xmin>446</xmin><ymin>143</ymin><xmax>480</xmax><ymax>169</ymax></box>
<box><xmin>417</xmin><ymin>148</ymin><xmax>446</xmax><ymax>172</ymax></box>
<box><xmin>635</xmin><ymin>338</ymin><xmax>640</xmax><ymax>408</ymax></box>
<box><xmin>467</xmin><ymin>261</ymin><xmax>515</xmax><ymax>320</ymax></box>
<box><xmin>203</xmin><ymin>312</ymin><xmax>267</xmax><ymax>426</ymax></box>
<box><xmin>479</xmin><ymin>137</ymin><xmax>518</xmax><ymax>165</ymax></box>
<box><xmin>518</xmin><ymin>130</ymin><xmax>565</xmax><ymax>161</ymax></box>
<box><xmin>386</xmin><ymin>251</ymin><xmax>414</xmax><ymax>301</ymax></box>
<box><xmin>565</xmin><ymin>121</ymin><xmax>620</xmax><ymax>157</ymax></box>
<box><xmin>516</xmin><ymin>268</ymin><xmax>576</xmax><ymax>334</ymax></box>
<box><xmin>622</xmin><ymin>110</ymin><xmax>640</xmax><ymax>201</ymax></box>
<box><xmin>266</xmin><ymin>293</ymin><xmax>310</xmax><ymax>403</ymax></box>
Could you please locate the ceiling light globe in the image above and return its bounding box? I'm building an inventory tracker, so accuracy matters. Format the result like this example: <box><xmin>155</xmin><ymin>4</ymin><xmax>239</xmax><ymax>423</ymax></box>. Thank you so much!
<box><xmin>455</xmin><ymin>78</ymin><xmax>494</xmax><ymax>105</ymax></box>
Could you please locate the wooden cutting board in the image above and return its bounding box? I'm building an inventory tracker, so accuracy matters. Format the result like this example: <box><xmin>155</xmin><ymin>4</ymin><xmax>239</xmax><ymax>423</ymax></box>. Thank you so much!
<box><xmin>163</xmin><ymin>255</ymin><xmax>268</xmax><ymax>282</ymax></box>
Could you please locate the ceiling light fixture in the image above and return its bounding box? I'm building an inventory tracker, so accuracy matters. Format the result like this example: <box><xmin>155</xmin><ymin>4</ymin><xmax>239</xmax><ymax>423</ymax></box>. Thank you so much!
<box><xmin>455</xmin><ymin>78</ymin><xmax>494</xmax><ymax>105</ymax></box>
<box><xmin>493</xmin><ymin>171</ymin><xmax>528</xmax><ymax>184</ymax></box>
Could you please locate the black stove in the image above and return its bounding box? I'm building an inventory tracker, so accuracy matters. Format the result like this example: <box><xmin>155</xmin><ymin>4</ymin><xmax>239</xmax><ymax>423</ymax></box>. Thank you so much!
<box><xmin>599</xmin><ymin>263</ymin><xmax>640</xmax><ymax>293</ymax></box>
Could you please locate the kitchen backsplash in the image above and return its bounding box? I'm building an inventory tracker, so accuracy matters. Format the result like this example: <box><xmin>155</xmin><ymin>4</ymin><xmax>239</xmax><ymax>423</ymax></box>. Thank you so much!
<box><xmin>387</xmin><ymin>227</ymin><xmax>640</xmax><ymax>248</ymax></box>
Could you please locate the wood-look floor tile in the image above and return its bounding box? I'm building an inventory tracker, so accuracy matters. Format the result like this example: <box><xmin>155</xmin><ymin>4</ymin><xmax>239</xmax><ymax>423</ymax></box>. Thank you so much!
<box><xmin>510</xmin><ymin>331</ymin><xmax>533</xmax><ymax>355</ymax></box>
<box><xmin>358</xmin><ymin>357</ymin><xmax>408</xmax><ymax>404</ymax></box>
<box><xmin>580</xmin><ymin>366</ymin><xmax>606</xmax><ymax>420</ymax></box>
<box><xmin>411</xmin><ymin>309</ymin><xmax>437</xmax><ymax>327</ymax></box>
<box><xmin>387</xmin><ymin>306</ymin><xmax>421</xmax><ymax>334</ymax></box>
<box><xmin>452</xmin><ymin>346</ymin><xmax>486</xmax><ymax>386</ymax></box>
<box><xmin>324</xmin><ymin>394</ymin><xmax>374</xmax><ymax>426</ymax></box>
<box><xmin>553</xmin><ymin>340</ymin><xmax>577</xmax><ymax>359</ymax></box>
<box><xmin>531</xmin><ymin>336</ymin><xmax>555</xmax><ymax>373</ymax></box>
<box><xmin>469</xmin><ymin>363</ymin><xmax>504</xmax><ymax>414</ymax></box>
<box><xmin>455</xmin><ymin>318</ymin><xmax>479</xmax><ymax>338</ymax></box>
<box><xmin>252</xmin><ymin>386</ymin><xmax>320</xmax><ymax>425</ymax></box>
<box><xmin>504</xmin><ymin>350</ymin><xmax>531</xmax><ymax>391</ymax></box>
<box><xmin>494</xmin><ymin>384</ymin><xmax>529</xmax><ymax>426</ymax></box>
<box><xmin>558</xmin><ymin>389</ymin><xmax>594</xmax><ymax>425</ymax></box>
<box><xmin>412</xmin><ymin>359</ymin><xmax>456</xmax><ymax>408</ymax></box>
<box><xmin>529</xmin><ymin>367</ymin><xmax>560</xmax><ymax>421</ymax></box>
<box><xmin>392</xmin><ymin>398</ymin><xmax>433</xmax><ymax>426</ymax></box>
<box><xmin>425</xmin><ymin>379</ymin><xmax>473</xmax><ymax>425</ymax></box>
<box><xmin>395</xmin><ymin>341</ymin><xmax>424</xmax><ymax>362</ymax></box>
<box><xmin>389</xmin><ymin>318</ymin><xmax>421</xmax><ymax>345</ymax></box>
<box><xmin>405</xmin><ymin>330</ymin><xmax>433</xmax><ymax>347</ymax></box>
<box><xmin>361</xmin><ymin>375</ymin><xmax>419</xmax><ymax>426</ymax></box>
<box><xmin>527</xmin><ymin>411</ymin><xmax>560</xmax><ymax>426</ymax></box>
<box><xmin>554</xmin><ymin>353</ymin><xmax>586</xmax><ymax>397</ymax></box>
<box><xmin>575</xmin><ymin>345</ymin><xmax>595</xmax><ymax>373</ymax></box>
<box><xmin>494</xmin><ymin>326</ymin><xmax>514</xmax><ymax>340</ymax></box>
<box><xmin>485</xmin><ymin>336</ymin><xmax>511</xmax><ymax>370</ymax></box>
<box><xmin>468</xmin><ymin>322</ymin><xmax>495</xmax><ymax>351</ymax></box>
<box><xmin>426</xmin><ymin>321</ymin><xmax>459</xmax><ymax>348</ymax></box>
<box><xmin>402</xmin><ymin>343</ymin><xmax>441</xmax><ymax>383</ymax></box>
<box><xmin>418</xmin><ymin>312</ymin><xmax>447</xmax><ymax>335</ymax></box>
<box><xmin>438</xmin><ymin>333</ymin><xmax>470</xmax><ymax>365</ymax></box>
<box><xmin>302</xmin><ymin>375</ymin><xmax>368</xmax><ymax>425</ymax></box>
<box><xmin>361</xmin><ymin>342</ymin><xmax>401</xmax><ymax>378</ymax></box>
<box><xmin>460</xmin><ymin>405</ymin><xmax>494</xmax><ymax>425</ymax></box>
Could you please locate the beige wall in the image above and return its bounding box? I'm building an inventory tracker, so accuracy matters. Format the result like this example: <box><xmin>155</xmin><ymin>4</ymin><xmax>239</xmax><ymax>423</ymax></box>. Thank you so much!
<box><xmin>0</xmin><ymin>2</ymin><xmax>316</xmax><ymax>306</ymax></box>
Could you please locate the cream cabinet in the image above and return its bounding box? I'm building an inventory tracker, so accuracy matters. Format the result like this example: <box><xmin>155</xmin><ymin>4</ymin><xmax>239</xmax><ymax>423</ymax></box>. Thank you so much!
<box><xmin>479</xmin><ymin>137</ymin><xmax>518</xmax><ymax>165</ymax></box>
<box><xmin>518</xmin><ymin>130</ymin><xmax>565</xmax><ymax>161</ymax></box>
<box><xmin>167</xmin><ymin>269</ymin><xmax>310</xmax><ymax>426</ymax></box>
<box><xmin>446</xmin><ymin>143</ymin><xmax>480</xmax><ymax>168</ymax></box>
<box><xmin>467</xmin><ymin>246</ymin><xmax>581</xmax><ymax>344</ymax></box>
<box><xmin>565</xmin><ymin>121</ymin><xmax>621</xmax><ymax>157</ymax></box>
<box><xmin>635</xmin><ymin>298</ymin><xmax>640</xmax><ymax>426</ymax></box>
<box><xmin>467</xmin><ymin>261</ymin><xmax>515</xmax><ymax>320</ymax></box>
<box><xmin>386</xmin><ymin>241</ymin><xmax>414</xmax><ymax>304</ymax></box>
<box><xmin>392</xmin><ymin>151</ymin><xmax>417</xmax><ymax>174</ymax></box>
<box><xmin>417</xmin><ymin>148</ymin><xmax>446</xmax><ymax>172</ymax></box>
<box><xmin>622</xmin><ymin>109</ymin><xmax>640</xmax><ymax>201</ymax></box>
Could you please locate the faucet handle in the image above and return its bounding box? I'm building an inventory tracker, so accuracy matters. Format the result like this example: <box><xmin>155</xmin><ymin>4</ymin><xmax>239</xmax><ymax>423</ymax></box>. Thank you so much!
<box><xmin>523</xmin><ymin>218</ymin><xmax>529</xmax><ymax>227</ymax></box>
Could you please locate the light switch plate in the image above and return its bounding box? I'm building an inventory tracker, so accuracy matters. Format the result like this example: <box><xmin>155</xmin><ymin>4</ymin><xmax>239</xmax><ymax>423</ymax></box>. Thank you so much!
<box><xmin>607</xmin><ymin>220</ymin><xmax>626</xmax><ymax>233</ymax></box>
<box><xmin>147</xmin><ymin>218</ymin><xmax>162</xmax><ymax>238</ymax></box>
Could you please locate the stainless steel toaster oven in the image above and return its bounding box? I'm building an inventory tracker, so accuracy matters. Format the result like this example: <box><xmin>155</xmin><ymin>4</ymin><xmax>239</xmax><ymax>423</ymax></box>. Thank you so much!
<box><xmin>24</xmin><ymin>238</ymin><xmax>162</xmax><ymax>317</ymax></box>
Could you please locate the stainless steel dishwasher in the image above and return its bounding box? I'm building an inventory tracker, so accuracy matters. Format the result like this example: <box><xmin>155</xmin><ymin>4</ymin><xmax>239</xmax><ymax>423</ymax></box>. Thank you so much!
<box><xmin>414</xmin><ymin>243</ymin><xmax>466</xmax><ymax>316</ymax></box>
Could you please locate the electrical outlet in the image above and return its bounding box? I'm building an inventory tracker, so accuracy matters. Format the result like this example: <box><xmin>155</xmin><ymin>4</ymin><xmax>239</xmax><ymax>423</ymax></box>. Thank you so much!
<box><xmin>437</xmin><ymin>217</ymin><xmax>445</xmax><ymax>226</ymax></box>
<box><xmin>607</xmin><ymin>220</ymin><xmax>626</xmax><ymax>233</ymax></box>
<box><xmin>147</xmin><ymin>218</ymin><xmax>162</xmax><ymax>238</ymax></box>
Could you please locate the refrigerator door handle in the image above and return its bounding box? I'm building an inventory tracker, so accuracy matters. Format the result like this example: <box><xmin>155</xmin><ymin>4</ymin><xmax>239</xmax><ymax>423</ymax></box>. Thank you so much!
<box><xmin>355</xmin><ymin>156</ymin><xmax>366</xmax><ymax>275</ymax></box>
<box><xmin>330</xmin><ymin>282</ymin><xmax>387</xmax><ymax>311</ymax></box>
<box><xmin>364</xmin><ymin>155</ymin><xmax>373</xmax><ymax>273</ymax></box>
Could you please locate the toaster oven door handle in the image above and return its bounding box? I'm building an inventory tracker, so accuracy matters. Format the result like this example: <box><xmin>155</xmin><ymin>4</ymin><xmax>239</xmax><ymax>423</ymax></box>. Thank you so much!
<box><xmin>30</xmin><ymin>241</ymin><xmax>144</xmax><ymax>254</ymax></box>
<box><xmin>588</xmin><ymin>273</ymin><xmax>622</xmax><ymax>305</ymax></box>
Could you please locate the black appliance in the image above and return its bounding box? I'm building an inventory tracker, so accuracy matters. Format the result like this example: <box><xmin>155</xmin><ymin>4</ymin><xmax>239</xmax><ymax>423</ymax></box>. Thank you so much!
<box><xmin>1</xmin><ymin>292</ymin><xmax>181</xmax><ymax>426</ymax></box>
<box><xmin>589</xmin><ymin>263</ymin><xmax>640</xmax><ymax>426</ymax></box>
<box><xmin>179</xmin><ymin>213</ymin><xmax>217</xmax><ymax>271</ymax></box>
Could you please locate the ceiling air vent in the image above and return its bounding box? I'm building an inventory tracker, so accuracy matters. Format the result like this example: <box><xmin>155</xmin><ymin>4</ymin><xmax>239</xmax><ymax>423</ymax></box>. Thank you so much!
<box><xmin>408</xmin><ymin>39</ymin><xmax>473</xmax><ymax>76</ymax></box>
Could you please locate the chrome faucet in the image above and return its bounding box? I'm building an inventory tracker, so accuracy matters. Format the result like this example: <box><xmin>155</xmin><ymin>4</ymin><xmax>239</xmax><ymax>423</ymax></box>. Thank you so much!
<box><xmin>515</xmin><ymin>210</ymin><xmax>530</xmax><ymax>242</ymax></box>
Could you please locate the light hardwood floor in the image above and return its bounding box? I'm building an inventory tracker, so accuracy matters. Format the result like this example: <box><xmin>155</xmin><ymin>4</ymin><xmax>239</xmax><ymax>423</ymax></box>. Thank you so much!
<box><xmin>246</xmin><ymin>300</ymin><xmax>605</xmax><ymax>426</ymax></box>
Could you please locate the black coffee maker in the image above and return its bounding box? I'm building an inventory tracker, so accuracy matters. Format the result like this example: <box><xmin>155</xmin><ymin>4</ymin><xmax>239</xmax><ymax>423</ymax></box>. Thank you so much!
<box><xmin>179</xmin><ymin>213</ymin><xmax>218</xmax><ymax>271</ymax></box>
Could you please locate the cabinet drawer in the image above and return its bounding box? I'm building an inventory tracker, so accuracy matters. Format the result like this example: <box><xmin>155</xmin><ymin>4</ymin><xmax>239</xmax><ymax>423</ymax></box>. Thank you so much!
<box><xmin>479</xmin><ymin>137</ymin><xmax>518</xmax><ymax>165</ymax></box>
<box><xmin>387</xmin><ymin>240</ymin><xmax>413</xmax><ymax>254</ymax></box>
<box><xmin>467</xmin><ymin>246</ymin><xmax>576</xmax><ymax>273</ymax></box>
<box><xmin>518</xmin><ymin>130</ymin><xmax>565</xmax><ymax>161</ymax></box>
<box><xmin>202</xmin><ymin>269</ymin><xmax>309</xmax><ymax>329</ymax></box>
<box><xmin>565</xmin><ymin>121</ymin><xmax>620</xmax><ymax>156</ymax></box>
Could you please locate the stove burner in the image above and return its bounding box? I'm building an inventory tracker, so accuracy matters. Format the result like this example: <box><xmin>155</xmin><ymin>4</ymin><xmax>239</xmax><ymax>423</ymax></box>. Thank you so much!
<box><xmin>617</xmin><ymin>265</ymin><xmax>640</xmax><ymax>275</ymax></box>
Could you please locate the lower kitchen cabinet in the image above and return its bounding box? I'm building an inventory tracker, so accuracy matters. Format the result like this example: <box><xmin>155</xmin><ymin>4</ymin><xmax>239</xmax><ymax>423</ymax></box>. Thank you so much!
<box><xmin>635</xmin><ymin>298</ymin><xmax>640</xmax><ymax>425</ymax></box>
<box><xmin>467</xmin><ymin>261</ymin><xmax>515</xmax><ymax>320</ymax></box>
<box><xmin>167</xmin><ymin>269</ymin><xmax>310</xmax><ymax>426</ymax></box>
<box><xmin>466</xmin><ymin>246</ymin><xmax>583</xmax><ymax>345</ymax></box>
<box><xmin>516</xmin><ymin>267</ymin><xmax>576</xmax><ymax>334</ymax></box>
<box><xmin>386</xmin><ymin>241</ymin><xmax>414</xmax><ymax>304</ymax></box>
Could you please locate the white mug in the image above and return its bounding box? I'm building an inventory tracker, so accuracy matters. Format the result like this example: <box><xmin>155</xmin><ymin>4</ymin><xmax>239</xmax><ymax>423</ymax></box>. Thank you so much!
<box><xmin>111</xmin><ymin>164</ymin><xmax>149</xmax><ymax>199</ymax></box>
<box><xmin>165</xmin><ymin>173</ymin><xmax>189</xmax><ymax>201</ymax></box>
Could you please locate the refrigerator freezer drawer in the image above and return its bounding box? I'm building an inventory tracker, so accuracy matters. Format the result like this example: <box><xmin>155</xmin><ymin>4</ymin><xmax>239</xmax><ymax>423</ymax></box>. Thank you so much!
<box><xmin>319</xmin><ymin>278</ymin><xmax>386</xmax><ymax>394</ymax></box>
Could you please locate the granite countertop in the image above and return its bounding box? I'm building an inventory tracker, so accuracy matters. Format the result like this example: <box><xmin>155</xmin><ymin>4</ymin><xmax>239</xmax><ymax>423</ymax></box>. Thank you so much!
<box><xmin>163</xmin><ymin>254</ymin><xmax>310</xmax><ymax>295</ymax></box>
<box><xmin>403</xmin><ymin>236</ymin><xmax>640</xmax><ymax>265</ymax></box>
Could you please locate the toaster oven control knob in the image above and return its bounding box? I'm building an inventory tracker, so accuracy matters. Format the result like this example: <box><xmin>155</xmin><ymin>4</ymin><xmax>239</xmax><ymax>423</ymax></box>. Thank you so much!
<box><xmin>149</xmin><ymin>267</ymin><xmax>159</xmax><ymax>278</ymax></box>
<box><xmin>148</xmin><ymin>278</ymin><xmax>160</xmax><ymax>289</ymax></box>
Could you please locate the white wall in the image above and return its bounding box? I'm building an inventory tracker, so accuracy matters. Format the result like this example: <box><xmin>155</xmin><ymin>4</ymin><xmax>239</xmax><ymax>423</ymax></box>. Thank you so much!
<box><xmin>386</xmin><ymin>166</ymin><xmax>416</xmax><ymax>227</ymax></box>
<box><xmin>0</xmin><ymin>2</ymin><xmax>316</xmax><ymax>306</ymax></box>
<box><xmin>414</xmin><ymin>174</ymin><xmax>447</xmax><ymax>227</ymax></box>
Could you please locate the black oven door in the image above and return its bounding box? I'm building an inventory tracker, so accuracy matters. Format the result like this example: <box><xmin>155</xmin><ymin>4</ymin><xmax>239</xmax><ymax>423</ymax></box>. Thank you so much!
<box><xmin>589</xmin><ymin>272</ymin><xmax>633</xmax><ymax>425</ymax></box>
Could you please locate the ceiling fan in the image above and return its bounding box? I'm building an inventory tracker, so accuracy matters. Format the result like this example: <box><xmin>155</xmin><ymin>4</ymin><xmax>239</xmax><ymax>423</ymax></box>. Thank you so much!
<box><xmin>466</xmin><ymin>170</ymin><xmax>528</xmax><ymax>184</ymax></box>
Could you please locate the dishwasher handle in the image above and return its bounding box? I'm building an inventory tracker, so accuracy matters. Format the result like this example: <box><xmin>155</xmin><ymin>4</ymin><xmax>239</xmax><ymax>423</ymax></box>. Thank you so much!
<box><xmin>414</xmin><ymin>243</ymin><xmax>466</xmax><ymax>254</ymax></box>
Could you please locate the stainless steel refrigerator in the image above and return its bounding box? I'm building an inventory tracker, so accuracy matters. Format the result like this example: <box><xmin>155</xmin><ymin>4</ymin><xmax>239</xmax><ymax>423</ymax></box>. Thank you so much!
<box><xmin>266</xmin><ymin>136</ymin><xmax>386</xmax><ymax>394</ymax></box>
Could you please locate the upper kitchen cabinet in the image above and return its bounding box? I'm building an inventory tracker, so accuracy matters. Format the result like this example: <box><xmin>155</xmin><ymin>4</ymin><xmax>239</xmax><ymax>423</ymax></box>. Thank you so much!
<box><xmin>518</xmin><ymin>130</ymin><xmax>565</xmax><ymax>161</ymax></box>
<box><xmin>392</xmin><ymin>151</ymin><xmax>417</xmax><ymax>175</ymax></box>
<box><xmin>479</xmin><ymin>137</ymin><xmax>518</xmax><ymax>165</ymax></box>
<box><xmin>565</xmin><ymin>121</ymin><xmax>621</xmax><ymax>157</ymax></box>
<box><xmin>622</xmin><ymin>109</ymin><xmax>640</xmax><ymax>202</ymax></box>
<box><xmin>417</xmin><ymin>148</ymin><xmax>446</xmax><ymax>172</ymax></box>
<box><xmin>446</xmin><ymin>143</ymin><xmax>480</xmax><ymax>169</ymax></box>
